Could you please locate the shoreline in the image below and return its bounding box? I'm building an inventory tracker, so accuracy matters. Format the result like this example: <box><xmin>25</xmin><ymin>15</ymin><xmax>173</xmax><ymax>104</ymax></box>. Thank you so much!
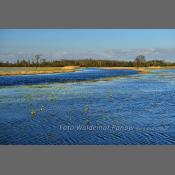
<box><xmin>0</xmin><ymin>66</ymin><xmax>175</xmax><ymax>76</ymax></box>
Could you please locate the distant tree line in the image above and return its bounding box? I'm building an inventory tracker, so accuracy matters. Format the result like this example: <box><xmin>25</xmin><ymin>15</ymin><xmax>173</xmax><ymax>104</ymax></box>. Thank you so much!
<box><xmin>0</xmin><ymin>55</ymin><xmax>175</xmax><ymax>67</ymax></box>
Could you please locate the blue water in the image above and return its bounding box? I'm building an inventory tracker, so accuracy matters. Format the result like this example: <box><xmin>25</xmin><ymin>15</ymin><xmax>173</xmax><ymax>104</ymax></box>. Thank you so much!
<box><xmin>0</xmin><ymin>68</ymin><xmax>137</xmax><ymax>86</ymax></box>
<box><xmin>0</xmin><ymin>68</ymin><xmax>175</xmax><ymax>145</ymax></box>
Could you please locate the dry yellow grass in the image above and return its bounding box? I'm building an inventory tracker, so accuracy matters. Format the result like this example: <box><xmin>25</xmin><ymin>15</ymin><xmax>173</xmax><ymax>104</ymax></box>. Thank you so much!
<box><xmin>0</xmin><ymin>66</ymin><xmax>80</xmax><ymax>76</ymax></box>
<box><xmin>101</xmin><ymin>66</ymin><xmax>175</xmax><ymax>74</ymax></box>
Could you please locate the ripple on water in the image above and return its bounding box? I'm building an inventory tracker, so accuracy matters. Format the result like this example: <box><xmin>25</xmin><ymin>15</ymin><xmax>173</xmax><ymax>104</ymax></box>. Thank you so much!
<box><xmin>0</xmin><ymin>69</ymin><xmax>175</xmax><ymax>144</ymax></box>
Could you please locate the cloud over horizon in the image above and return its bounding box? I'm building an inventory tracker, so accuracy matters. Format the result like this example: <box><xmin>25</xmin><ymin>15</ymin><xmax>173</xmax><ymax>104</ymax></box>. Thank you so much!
<box><xmin>1</xmin><ymin>48</ymin><xmax>175</xmax><ymax>62</ymax></box>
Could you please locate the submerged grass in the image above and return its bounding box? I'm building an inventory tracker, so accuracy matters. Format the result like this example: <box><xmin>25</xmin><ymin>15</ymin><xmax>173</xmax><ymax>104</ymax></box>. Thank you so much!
<box><xmin>83</xmin><ymin>105</ymin><xmax>89</xmax><ymax>113</ymax></box>
<box><xmin>26</xmin><ymin>84</ymin><xmax>50</xmax><ymax>88</ymax></box>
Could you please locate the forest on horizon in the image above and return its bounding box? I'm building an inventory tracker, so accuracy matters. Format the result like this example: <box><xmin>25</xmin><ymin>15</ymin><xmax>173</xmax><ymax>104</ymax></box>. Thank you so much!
<box><xmin>0</xmin><ymin>55</ymin><xmax>175</xmax><ymax>67</ymax></box>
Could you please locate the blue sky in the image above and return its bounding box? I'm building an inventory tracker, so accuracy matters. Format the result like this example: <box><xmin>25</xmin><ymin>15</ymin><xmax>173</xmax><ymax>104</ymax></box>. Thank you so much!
<box><xmin>1</xmin><ymin>29</ymin><xmax>175</xmax><ymax>62</ymax></box>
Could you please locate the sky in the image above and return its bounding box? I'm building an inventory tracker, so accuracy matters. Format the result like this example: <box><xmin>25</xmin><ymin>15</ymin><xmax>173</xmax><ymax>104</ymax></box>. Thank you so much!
<box><xmin>1</xmin><ymin>29</ymin><xmax>175</xmax><ymax>62</ymax></box>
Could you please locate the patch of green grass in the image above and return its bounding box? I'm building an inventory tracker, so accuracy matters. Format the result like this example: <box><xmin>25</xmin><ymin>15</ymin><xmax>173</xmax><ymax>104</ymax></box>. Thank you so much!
<box><xmin>40</xmin><ymin>105</ymin><xmax>45</xmax><ymax>112</ymax></box>
<box><xmin>83</xmin><ymin>105</ymin><xmax>89</xmax><ymax>113</ymax></box>
<box><xmin>31</xmin><ymin>109</ymin><xmax>36</xmax><ymax>117</ymax></box>
<box><xmin>84</xmin><ymin>118</ymin><xmax>90</xmax><ymax>125</ymax></box>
